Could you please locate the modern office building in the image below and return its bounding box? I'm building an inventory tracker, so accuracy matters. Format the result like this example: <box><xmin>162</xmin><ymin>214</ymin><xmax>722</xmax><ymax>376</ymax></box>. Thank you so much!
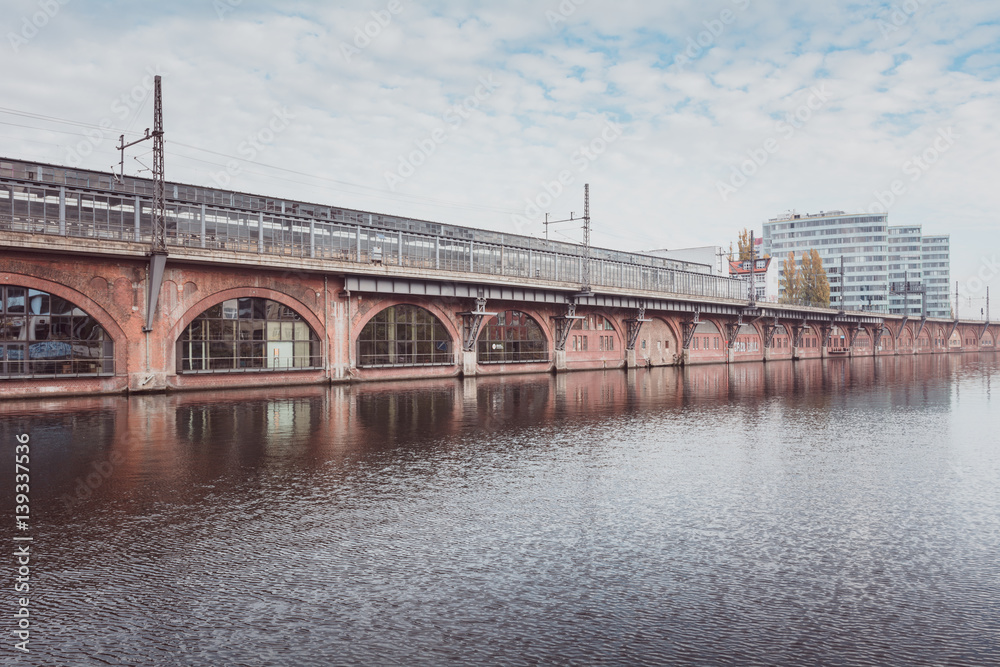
<box><xmin>921</xmin><ymin>235</ymin><xmax>951</xmax><ymax>317</ymax></box>
<box><xmin>762</xmin><ymin>211</ymin><xmax>950</xmax><ymax>315</ymax></box>
<box><xmin>887</xmin><ymin>228</ymin><xmax>951</xmax><ymax>317</ymax></box>
<box><xmin>762</xmin><ymin>210</ymin><xmax>889</xmax><ymax>311</ymax></box>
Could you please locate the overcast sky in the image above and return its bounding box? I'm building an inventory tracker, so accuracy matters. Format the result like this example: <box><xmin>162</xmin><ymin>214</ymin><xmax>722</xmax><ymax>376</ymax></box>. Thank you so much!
<box><xmin>3</xmin><ymin>0</ymin><xmax>998</xmax><ymax>317</ymax></box>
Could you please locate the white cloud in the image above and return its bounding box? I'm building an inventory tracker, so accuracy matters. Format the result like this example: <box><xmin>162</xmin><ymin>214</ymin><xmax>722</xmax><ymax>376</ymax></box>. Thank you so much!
<box><xmin>1</xmin><ymin>0</ymin><xmax>998</xmax><ymax>309</ymax></box>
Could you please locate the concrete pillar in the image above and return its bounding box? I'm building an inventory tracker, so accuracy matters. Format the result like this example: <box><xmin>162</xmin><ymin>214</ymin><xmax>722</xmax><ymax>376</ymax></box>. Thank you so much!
<box><xmin>726</xmin><ymin>347</ymin><xmax>735</xmax><ymax>364</ymax></box>
<box><xmin>461</xmin><ymin>350</ymin><xmax>478</xmax><ymax>377</ymax></box>
<box><xmin>625</xmin><ymin>348</ymin><xmax>637</xmax><ymax>369</ymax></box>
<box><xmin>554</xmin><ymin>349</ymin><xmax>567</xmax><ymax>371</ymax></box>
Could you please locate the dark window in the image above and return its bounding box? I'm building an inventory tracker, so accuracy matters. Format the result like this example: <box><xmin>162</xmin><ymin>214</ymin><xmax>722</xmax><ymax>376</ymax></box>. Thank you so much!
<box><xmin>478</xmin><ymin>310</ymin><xmax>548</xmax><ymax>364</ymax></box>
<box><xmin>0</xmin><ymin>286</ymin><xmax>114</xmax><ymax>377</ymax></box>
<box><xmin>357</xmin><ymin>305</ymin><xmax>452</xmax><ymax>367</ymax></box>
<box><xmin>177</xmin><ymin>297</ymin><xmax>321</xmax><ymax>372</ymax></box>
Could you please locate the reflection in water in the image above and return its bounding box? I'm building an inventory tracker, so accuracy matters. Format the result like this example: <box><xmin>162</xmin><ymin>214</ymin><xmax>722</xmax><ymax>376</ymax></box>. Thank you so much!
<box><xmin>1</xmin><ymin>355</ymin><xmax>998</xmax><ymax>666</ymax></box>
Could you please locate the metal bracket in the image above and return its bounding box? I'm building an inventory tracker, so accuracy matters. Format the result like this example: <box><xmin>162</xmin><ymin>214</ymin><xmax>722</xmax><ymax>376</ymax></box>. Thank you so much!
<box><xmin>681</xmin><ymin>307</ymin><xmax>701</xmax><ymax>350</ymax></box>
<box><xmin>791</xmin><ymin>320</ymin><xmax>807</xmax><ymax>348</ymax></box>
<box><xmin>980</xmin><ymin>321</ymin><xmax>991</xmax><ymax>341</ymax></box>
<box><xmin>895</xmin><ymin>316</ymin><xmax>909</xmax><ymax>341</ymax></box>
<box><xmin>623</xmin><ymin>304</ymin><xmax>651</xmax><ymax>351</ymax></box>
<box><xmin>914</xmin><ymin>317</ymin><xmax>928</xmax><ymax>342</ymax></box>
<box><xmin>143</xmin><ymin>250</ymin><xmax>168</xmax><ymax>332</ymax></box>
<box><xmin>552</xmin><ymin>302</ymin><xmax>584</xmax><ymax>352</ymax></box>
<box><xmin>819</xmin><ymin>322</ymin><xmax>833</xmax><ymax>348</ymax></box>
<box><xmin>868</xmin><ymin>322</ymin><xmax>885</xmax><ymax>348</ymax></box>
<box><xmin>945</xmin><ymin>320</ymin><xmax>959</xmax><ymax>342</ymax></box>
<box><xmin>724</xmin><ymin>313</ymin><xmax>744</xmax><ymax>350</ymax></box>
<box><xmin>458</xmin><ymin>296</ymin><xmax>498</xmax><ymax>352</ymax></box>
<box><xmin>846</xmin><ymin>323</ymin><xmax>861</xmax><ymax>349</ymax></box>
<box><xmin>762</xmin><ymin>317</ymin><xmax>779</xmax><ymax>349</ymax></box>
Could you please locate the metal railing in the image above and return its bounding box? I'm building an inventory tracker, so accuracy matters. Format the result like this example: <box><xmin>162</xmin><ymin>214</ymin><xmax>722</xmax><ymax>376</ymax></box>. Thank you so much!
<box><xmin>0</xmin><ymin>176</ymin><xmax>747</xmax><ymax>302</ymax></box>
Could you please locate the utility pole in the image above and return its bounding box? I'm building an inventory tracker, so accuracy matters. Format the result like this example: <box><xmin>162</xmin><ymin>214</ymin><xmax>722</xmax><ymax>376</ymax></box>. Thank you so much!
<box><xmin>839</xmin><ymin>255</ymin><xmax>844</xmax><ymax>311</ymax></box>
<box><xmin>539</xmin><ymin>184</ymin><xmax>592</xmax><ymax>295</ymax></box>
<box><xmin>118</xmin><ymin>75</ymin><xmax>167</xmax><ymax>332</ymax></box>
<box><xmin>582</xmin><ymin>183</ymin><xmax>591</xmax><ymax>294</ymax></box>
<box><xmin>748</xmin><ymin>230</ymin><xmax>756</xmax><ymax>307</ymax></box>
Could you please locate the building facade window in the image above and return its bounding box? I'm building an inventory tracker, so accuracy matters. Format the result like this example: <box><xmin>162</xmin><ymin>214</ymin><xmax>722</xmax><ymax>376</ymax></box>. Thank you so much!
<box><xmin>178</xmin><ymin>297</ymin><xmax>321</xmax><ymax>372</ymax></box>
<box><xmin>478</xmin><ymin>310</ymin><xmax>548</xmax><ymax>363</ymax></box>
<box><xmin>357</xmin><ymin>305</ymin><xmax>452</xmax><ymax>367</ymax></box>
<box><xmin>0</xmin><ymin>286</ymin><xmax>114</xmax><ymax>378</ymax></box>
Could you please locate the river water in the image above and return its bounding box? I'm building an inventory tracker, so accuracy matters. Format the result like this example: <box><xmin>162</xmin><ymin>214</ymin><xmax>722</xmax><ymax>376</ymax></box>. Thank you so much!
<box><xmin>2</xmin><ymin>355</ymin><xmax>999</xmax><ymax>666</ymax></box>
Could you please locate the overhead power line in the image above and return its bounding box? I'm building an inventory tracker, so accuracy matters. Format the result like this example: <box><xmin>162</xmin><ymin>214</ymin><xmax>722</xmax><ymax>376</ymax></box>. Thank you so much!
<box><xmin>0</xmin><ymin>105</ymin><xmax>522</xmax><ymax>217</ymax></box>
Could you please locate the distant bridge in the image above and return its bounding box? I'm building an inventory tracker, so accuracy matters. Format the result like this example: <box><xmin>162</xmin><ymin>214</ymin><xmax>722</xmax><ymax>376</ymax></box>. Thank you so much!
<box><xmin>0</xmin><ymin>157</ymin><xmax>994</xmax><ymax>398</ymax></box>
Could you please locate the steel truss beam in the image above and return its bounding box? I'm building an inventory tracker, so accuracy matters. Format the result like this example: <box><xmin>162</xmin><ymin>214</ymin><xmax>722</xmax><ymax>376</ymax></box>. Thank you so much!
<box><xmin>458</xmin><ymin>296</ymin><xmax>498</xmax><ymax>352</ymax></box>
<box><xmin>681</xmin><ymin>307</ymin><xmax>701</xmax><ymax>350</ymax></box>
<box><xmin>895</xmin><ymin>316</ymin><xmax>909</xmax><ymax>341</ymax></box>
<box><xmin>762</xmin><ymin>317</ymin><xmax>779</xmax><ymax>349</ymax></box>
<box><xmin>819</xmin><ymin>322</ymin><xmax>833</xmax><ymax>348</ymax></box>
<box><xmin>725</xmin><ymin>313</ymin><xmax>744</xmax><ymax>350</ymax></box>
<box><xmin>945</xmin><ymin>320</ymin><xmax>959</xmax><ymax>342</ymax></box>
<box><xmin>846</xmin><ymin>323</ymin><xmax>862</xmax><ymax>349</ymax></box>
<box><xmin>868</xmin><ymin>322</ymin><xmax>885</xmax><ymax>348</ymax></box>
<box><xmin>552</xmin><ymin>302</ymin><xmax>584</xmax><ymax>352</ymax></box>
<box><xmin>623</xmin><ymin>304</ymin><xmax>651</xmax><ymax>351</ymax></box>
<box><xmin>791</xmin><ymin>320</ymin><xmax>808</xmax><ymax>348</ymax></box>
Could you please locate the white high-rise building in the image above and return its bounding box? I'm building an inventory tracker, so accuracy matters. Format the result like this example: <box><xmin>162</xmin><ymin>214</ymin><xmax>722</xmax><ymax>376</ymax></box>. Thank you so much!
<box><xmin>921</xmin><ymin>235</ymin><xmax>951</xmax><ymax>317</ymax></box>
<box><xmin>762</xmin><ymin>211</ymin><xmax>889</xmax><ymax>311</ymax></box>
<box><xmin>762</xmin><ymin>211</ymin><xmax>950</xmax><ymax>315</ymax></box>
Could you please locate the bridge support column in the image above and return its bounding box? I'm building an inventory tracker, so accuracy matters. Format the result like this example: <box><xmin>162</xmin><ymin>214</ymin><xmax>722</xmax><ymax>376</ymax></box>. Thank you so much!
<box><xmin>460</xmin><ymin>350</ymin><xmax>478</xmax><ymax>377</ymax></box>
<box><xmin>625</xmin><ymin>349</ymin><xmax>637</xmax><ymax>369</ymax></box>
<box><xmin>129</xmin><ymin>371</ymin><xmax>168</xmax><ymax>394</ymax></box>
<box><xmin>554</xmin><ymin>349</ymin><xmax>567</xmax><ymax>371</ymax></box>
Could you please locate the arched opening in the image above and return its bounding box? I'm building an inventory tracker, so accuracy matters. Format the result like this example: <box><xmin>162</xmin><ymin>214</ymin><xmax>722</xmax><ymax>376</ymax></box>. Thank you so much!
<box><xmin>733</xmin><ymin>324</ymin><xmax>761</xmax><ymax>353</ymax></box>
<box><xmin>0</xmin><ymin>285</ymin><xmax>114</xmax><ymax>377</ymax></box>
<box><xmin>638</xmin><ymin>317</ymin><xmax>679</xmax><ymax>365</ymax></box>
<box><xmin>828</xmin><ymin>326</ymin><xmax>848</xmax><ymax>353</ymax></box>
<box><xmin>690</xmin><ymin>321</ymin><xmax>722</xmax><ymax>352</ymax></box>
<box><xmin>569</xmin><ymin>313</ymin><xmax>619</xmax><ymax>353</ymax></box>
<box><xmin>478</xmin><ymin>310</ymin><xmax>548</xmax><ymax>364</ymax></box>
<box><xmin>357</xmin><ymin>304</ymin><xmax>453</xmax><ymax>367</ymax></box>
<box><xmin>177</xmin><ymin>297</ymin><xmax>321</xmax><ymax>372</ymax></box>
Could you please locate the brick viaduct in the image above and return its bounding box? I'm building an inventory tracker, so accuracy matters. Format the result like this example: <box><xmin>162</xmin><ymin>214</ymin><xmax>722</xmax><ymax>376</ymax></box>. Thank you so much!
<box><xmin>1</xmin><ymin>234</ymin><xmax>995</xmax><ymax>400</ymax></box>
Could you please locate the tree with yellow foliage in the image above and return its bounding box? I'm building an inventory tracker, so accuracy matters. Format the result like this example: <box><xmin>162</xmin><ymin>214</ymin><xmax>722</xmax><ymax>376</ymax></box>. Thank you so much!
<box><xmin>779</xmin><ymin>251</ymin><xmax>801</xmax><ymax>304</ymax></box>
<box><xmin>800</xmin><ymin>249</ymin><xmax>830</xmax><ymax>308</ymax></box>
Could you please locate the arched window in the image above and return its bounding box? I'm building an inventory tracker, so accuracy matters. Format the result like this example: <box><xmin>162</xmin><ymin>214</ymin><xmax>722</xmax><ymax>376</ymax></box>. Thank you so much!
<box><xmin>0</xmin><ymin>286</ymin><xmax>114</xmax><ymax>377</ymax></box>
<box><xmin>177</xmin><ymin>297</ymin><xmax>321</xmax><ymax>372</ymax></box>
<box><xmin>478</xmin><ymin>310</ymin><xmax>548</xmax><ymax>363</ymax></box>
<box><xmin>357</xmin><ymin>305</ymin><xmax>452</xmax><ymax>367</ymax></box>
